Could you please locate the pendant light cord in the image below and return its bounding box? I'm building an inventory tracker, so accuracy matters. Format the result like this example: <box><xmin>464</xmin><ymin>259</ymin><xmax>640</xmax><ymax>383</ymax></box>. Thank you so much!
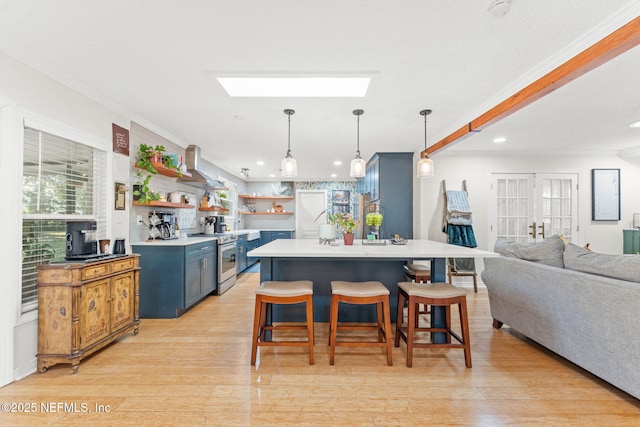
<box><xmin>356</xmin><ymin>113</ymin><xmax>361</xmax><ymax>158</ymax></box>
<box><xmin>284</xmin><ymin>108</ymin><xmax>295</xmax><ymax>158</ymax></box>
<box><xmin>420</xmin><ymin>109</ymin><xmax>432</xmax><ymax>153</ymax></box>
<box><xmin>424</xmin><ymin>112</ymin><xmax>427</xmax><ymax>151</ymax></box>
<box><xmin>287</xmin><ymin>112</ymin><xmax>291</xmax><ymax>156</ymax></box>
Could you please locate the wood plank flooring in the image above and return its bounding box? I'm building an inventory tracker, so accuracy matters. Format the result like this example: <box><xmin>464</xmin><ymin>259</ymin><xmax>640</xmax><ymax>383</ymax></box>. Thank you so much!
<box><xmin>1</xmin><ymin>270</ymin><xmax>639</xmax><ymax>426</ymax></box>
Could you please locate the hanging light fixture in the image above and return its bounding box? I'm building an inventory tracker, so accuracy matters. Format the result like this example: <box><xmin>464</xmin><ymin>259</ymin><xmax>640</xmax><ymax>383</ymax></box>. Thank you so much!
<box><xmin>417</xmin><ymin>109</ymin><xmax>434</xmax><ymax>178</ymax></box>
<box><xmin>281</xmin><ymin>109</ymin><xmax>297</xmax><ymax>177</ymax></box>
<box><xmin>349</xmin><ymin>109</ymin><xmax>366</xmax><ymax>178</ymax></box>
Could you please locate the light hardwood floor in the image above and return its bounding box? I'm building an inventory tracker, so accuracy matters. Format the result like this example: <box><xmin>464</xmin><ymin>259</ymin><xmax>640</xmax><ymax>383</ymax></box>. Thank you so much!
<box><xmin>1</xmin><ymin>269</ymin><xmax>639</xmax><ymax>426</ymax></box>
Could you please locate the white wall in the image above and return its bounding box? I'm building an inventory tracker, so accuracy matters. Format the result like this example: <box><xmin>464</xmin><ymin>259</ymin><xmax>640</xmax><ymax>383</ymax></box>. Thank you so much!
<box><xmin>417</xmin><ymin>153</ymin><xmax>640</xmax><ymax>255</ymax></box>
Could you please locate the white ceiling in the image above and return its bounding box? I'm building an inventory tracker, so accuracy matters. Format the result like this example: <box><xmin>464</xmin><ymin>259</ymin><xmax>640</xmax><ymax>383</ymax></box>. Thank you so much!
<box><xmin>1</xmin><ymin>1</ymin><xmax>639</xmax><ymax>180</ymax></box>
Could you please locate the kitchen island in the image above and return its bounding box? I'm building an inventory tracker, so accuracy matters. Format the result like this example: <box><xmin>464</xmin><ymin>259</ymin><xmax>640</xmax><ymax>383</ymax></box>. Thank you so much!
<box><xmin>248</xmin><ymin>239</ymin><xmax>498</xmax><ymax>330</ymax></box>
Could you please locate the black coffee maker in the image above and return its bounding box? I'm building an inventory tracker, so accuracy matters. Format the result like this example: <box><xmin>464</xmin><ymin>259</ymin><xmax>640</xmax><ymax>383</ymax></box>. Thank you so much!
<box><xmin>213</xmin><ymin>215</ymin><xmax>226</xmax><ymax>233</ymax></box>
<box><xmin>65</xmin><ymin>220</ymin><xmax>98</xmax><ymax>260</ymax></box>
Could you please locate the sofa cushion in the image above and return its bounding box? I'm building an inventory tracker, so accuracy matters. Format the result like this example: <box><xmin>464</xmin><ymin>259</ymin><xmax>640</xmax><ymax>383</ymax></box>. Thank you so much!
<box><xmin>494</xmin><ymin>235</ymin><xmax>565</xmax><ymax>268</ymax></box>
<box><xmin>563</xmin><ymin>243</ymin><xmax>640</xmax><ymax>283</ymax></box>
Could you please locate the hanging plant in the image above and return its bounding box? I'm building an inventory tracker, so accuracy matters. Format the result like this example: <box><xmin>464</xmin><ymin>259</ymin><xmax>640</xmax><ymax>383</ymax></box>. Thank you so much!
<box><xmin>133</xmin><ymin>144</ymin><xmax>165</xmax><ymax>203</ymax></box>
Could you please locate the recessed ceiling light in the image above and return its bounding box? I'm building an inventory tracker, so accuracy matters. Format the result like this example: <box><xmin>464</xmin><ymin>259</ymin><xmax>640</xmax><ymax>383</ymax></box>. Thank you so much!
<box><xmin>256</xmin><ymin>160</ymin><xmax>264</xmax><ymax>166</ymax></box>
<box><xmin>493</xmin><ymin>137</ymin><xmax>507</xmax><ymax>143</ymax></box>
<box><xmin>269</xmin><ymin>173</ymin><xmax>275</xmax><ymax>178</ymax></box>
<box><xmin>330</xmin><ymin>173</ymin><xmax>338</xmax><ymax>178</ymax></box>
<box><xmin>333</xmin><ymin>161</ymin><xmax>342</xmax><ymax>166</ymax></box>
<box><xmin>216</xmin><ymin>77</ymin><xmax>371</xmax><ymax>97</ymax></box>
<box><xmin>628</xmin><ymin>121</ymin><xmax>640</xmax><ymax>128</ymax></box>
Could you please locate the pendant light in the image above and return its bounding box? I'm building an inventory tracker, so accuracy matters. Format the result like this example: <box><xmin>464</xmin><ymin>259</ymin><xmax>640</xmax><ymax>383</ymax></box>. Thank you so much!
<box><xmin>349</xmin><ymin>109</ymin><xmax>366</xmax><ymax>178</ymax></box>
<box><xmin>417</xmin><ymin>109</ymin><xmax>434</xmax><ymax>178</ymax></box>
<box><xmin>281</xmin><ymin>109</ymin><xmax>297</xmax><ymax>177</ymax></box>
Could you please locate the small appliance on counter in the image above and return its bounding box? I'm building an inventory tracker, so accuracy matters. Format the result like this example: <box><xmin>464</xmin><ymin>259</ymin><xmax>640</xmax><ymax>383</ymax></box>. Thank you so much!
<box><xmin>65</xmin><ymin>220</ymin><xmax>100</xmax><ymax>260</ymax></box>
<box><xmin>148</xmin><ymin>211</ymin><xmax>178</xmax><ymax>240</ymax></box>
<box><xmin>203</xmin><ymin>215</ymin><xmax>226</xmax><ymax>234</ymax></box>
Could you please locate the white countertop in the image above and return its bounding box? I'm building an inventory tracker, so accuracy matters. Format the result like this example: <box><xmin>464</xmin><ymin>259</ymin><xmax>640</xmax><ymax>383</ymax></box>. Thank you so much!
<box><xmin>247</xmin><ymin>238</ymin><xmax>499</xmax><ymax>259</ymax></box>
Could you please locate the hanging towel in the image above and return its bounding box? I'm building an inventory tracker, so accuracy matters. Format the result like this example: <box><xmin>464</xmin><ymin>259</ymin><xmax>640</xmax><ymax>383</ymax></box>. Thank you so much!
<box><xmin>446</xmin><ymin>190</ymin><xmax>471</xmax><ymax>215</ymax></box>
<box><xmin>445</xmin><ymin>190</ymin><xmax>473</xmax><ymax>226</ymax></box>
<box><xmin>447</xmin><ymin>224</ymin><xmax>477</xmax><ymax>248</ymax></box>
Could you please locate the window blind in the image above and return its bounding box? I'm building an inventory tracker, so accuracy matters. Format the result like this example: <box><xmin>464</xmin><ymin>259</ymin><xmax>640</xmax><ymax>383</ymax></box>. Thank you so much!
<box><xmin>21</xmin><ymin>127</ymin><xmax>106</xmax><ymax>314</ymax></box>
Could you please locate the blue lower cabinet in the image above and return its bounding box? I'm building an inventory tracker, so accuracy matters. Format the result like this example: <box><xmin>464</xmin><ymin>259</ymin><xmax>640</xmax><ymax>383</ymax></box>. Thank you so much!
<box><xmin>260</xmin><ymin>230</ymin><xmax>294</xmax><ymax>245</ymax></box>
<box><xmin>133</xmin><ymin>241</ymin><xmax>217</xmax><ymax>318</ymax></box>
<box><xmin>236</xmin><ymin>234</ymin><xmax>248</xmax><ymax>273</ymax></box>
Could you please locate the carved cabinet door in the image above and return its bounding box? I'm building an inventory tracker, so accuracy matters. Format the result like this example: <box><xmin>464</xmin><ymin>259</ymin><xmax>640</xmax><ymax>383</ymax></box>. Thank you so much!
<box><xmin>79</xmin><ymin>278</ymin><xmax>111</xmax><ymax>348</ymax></box>
<box><xmin>111</xmin><ymin>272</ymin><xmax>135</xmax><ymax>331</ymax></box>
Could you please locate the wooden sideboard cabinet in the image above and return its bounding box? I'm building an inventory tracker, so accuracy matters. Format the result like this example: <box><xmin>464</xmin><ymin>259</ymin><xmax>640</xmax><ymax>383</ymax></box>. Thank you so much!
<box><xmin>37</xmin><ymin>254</ymin><xmax>140</xmax><ymax>374</ymax></box>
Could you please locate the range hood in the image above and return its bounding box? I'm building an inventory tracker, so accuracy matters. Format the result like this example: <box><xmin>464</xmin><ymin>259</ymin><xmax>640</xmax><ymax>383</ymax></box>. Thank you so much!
<box><xmin>177</xmin><ymin>145</ymin><xmax>226</xmax><ymax>188</ymax></box>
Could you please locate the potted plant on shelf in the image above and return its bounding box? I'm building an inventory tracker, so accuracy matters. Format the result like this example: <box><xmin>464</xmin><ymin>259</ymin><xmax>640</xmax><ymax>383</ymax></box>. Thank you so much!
<box><xmin>334</xmin><ymin>212</ymin><xmax>359</xmax><ymax>245</ymax></box>
<box><xmin>133</xmin><ymin>144</ymin><xmax>182</xmax><ymax>204</ymax></box>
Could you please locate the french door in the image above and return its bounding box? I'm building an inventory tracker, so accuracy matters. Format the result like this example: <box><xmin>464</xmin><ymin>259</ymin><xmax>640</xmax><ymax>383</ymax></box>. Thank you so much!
<box><xmin>489</xmin><ymin>173</ymin><xmax>579</xmax><ymax>244</ymax></box>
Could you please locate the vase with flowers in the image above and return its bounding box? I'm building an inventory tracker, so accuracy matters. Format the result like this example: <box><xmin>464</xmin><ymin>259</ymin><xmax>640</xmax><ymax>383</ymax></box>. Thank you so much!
<box><xmin>334</xmin><ymin>212</ymin><xmax>359</xmax><ymax>245</ymax></box>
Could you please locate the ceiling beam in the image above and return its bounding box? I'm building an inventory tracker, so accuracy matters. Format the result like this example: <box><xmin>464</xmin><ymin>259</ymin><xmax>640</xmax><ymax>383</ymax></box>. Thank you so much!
<box><xmin>426</xmin><ymin>15</ymin><xmax>640</xmax><ymax>155</ymax></box>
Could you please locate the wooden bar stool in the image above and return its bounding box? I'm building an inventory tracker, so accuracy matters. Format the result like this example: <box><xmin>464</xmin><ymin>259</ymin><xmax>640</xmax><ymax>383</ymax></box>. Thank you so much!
<box><xmin>328</xmin><ymin>281</ymin><xmax>393</xmax><ymax>366</ymax></box>
<box><xmin>251</xmin><ymin>280</ymin><xmax>315</xmax><ymax>365</ymax></box>
<box><xmin>402</xmin><ymin>263</ymin><xmax>431</xmax><ymax>325</ymax></box>
<box><xmin>402</xmin><ymin>263</ymin><xmax>431</xmax><ymax>283</ymax></box>
<box><xmin>395</xmin><ymin>281</ymin><xmax>471</xmax><ymax>368</ymax></box>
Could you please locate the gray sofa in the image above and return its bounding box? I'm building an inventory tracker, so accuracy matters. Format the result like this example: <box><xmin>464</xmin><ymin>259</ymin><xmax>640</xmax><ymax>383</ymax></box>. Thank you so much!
<box><xmin>481</xmin><ymin>236</ymin><xmax>640</xmax><ymax>400</ymax></box>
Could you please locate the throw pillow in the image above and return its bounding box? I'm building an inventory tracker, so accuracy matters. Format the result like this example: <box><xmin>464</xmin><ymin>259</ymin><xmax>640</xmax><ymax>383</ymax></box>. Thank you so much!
<box><xmin>563</xmin><ymin>243</ymin><xmax>640</xmax><ymax>283</ymax></box>
<box><xmin>494</xmin><ymin>235</ymin><xmax>565</xmax><ymax>268</ymax></box>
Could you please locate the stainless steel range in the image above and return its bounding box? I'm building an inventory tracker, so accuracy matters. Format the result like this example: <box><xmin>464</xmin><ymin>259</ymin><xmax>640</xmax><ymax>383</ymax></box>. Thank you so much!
<box><xmin>214</xmin><ymin>233</ymin><xmax>237</xmax><ymax>294</ymax></box>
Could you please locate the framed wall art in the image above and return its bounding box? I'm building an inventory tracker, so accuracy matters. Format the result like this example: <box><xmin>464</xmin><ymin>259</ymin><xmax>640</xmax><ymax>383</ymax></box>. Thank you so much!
<box><xmin>591</xmin><ymin>168</ymin><xmax>620</xmax><ymax>221</ymax></box>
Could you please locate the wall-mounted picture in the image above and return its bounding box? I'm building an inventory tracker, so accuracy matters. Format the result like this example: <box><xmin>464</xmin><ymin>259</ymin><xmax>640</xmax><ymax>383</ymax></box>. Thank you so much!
<box><xmin>591</xmin><ymin>168</ymin><xmax>620</xmax><ymax>221</ymax></box>
<box><xmin>332</xmin><ymin>190</ymin><xmax>350</xmax><ymax>205</ymax></box>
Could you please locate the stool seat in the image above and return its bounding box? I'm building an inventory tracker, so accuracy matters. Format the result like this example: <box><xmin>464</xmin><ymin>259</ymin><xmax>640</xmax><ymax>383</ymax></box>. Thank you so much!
<box><xmin>251</xmin><ymin>280</ymin><xmax>315</xmax><ymax>366</ymax></box>
<box><xmin>256</xmin><ymin>280</ymin><xmax>313</xmax><ymax>297</ymax></box>
<box><xmin>331</xmin><ymin>280</ymin><xmax>390</xmax><ymax>297</ymax></box>
<box><xmin>407</xmin><ymin>264</ymin><xmax>430</xmax><ymax>272</ymax></box>
<box><xmin>329</xmin><ymin>281</ymin><xmax>393</xmax><ymax>366</ymax></box>
<box><xmin>402</xmin><ymin>264</ymin><xmax>430</xmax><ymax>284</ymax></box>
<box><xmin>398</xmin><ymin>282</ymin><xmax>466</xmax><ymax>298</ymax></box>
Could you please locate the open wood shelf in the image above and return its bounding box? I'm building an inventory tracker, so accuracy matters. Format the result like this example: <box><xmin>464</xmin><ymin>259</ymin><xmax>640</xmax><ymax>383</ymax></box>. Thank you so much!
<box><xmin>136</xmin><ymin>162</ymin><xmax>191</xmax><ymax>178</ymax></box>
<box><xmin>132</xmin><ymin>201</ymin><xmax>195</xmax><ymax>209</ymax></box>
<box><xmin>238</xmin><ymin>195</ymin><xmax>294</xmax><ymax>200</ymax></box>
<box><xmin>239</xmin><ymin>211</ymin><xmax>294</xmax><ymax>215</ymax></box>
<box><xmin>199</xmin><ymin>206</ymin><xmax>230</xmax><ymax>212</ymax></box>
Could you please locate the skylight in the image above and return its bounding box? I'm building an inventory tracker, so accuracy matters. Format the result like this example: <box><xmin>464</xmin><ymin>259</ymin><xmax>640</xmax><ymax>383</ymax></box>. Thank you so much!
<box><xmin>216</xmin><ymin>77</ymin><xmax>371</xmax><ymax>98</ymax></box>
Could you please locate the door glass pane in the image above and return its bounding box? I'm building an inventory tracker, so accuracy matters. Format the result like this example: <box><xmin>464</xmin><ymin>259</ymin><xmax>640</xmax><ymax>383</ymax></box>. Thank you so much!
<box><xmin>508</xmin><ymin>180</ymin><xmax>518</xmax><ymax>197</ymax></box>
<box><xmin>517</xmin><ymin>199</ymin><xmax>528</xmax><ymax>216</ymax></box>
<box><xmin>497</xmin><ymin>198</ymin><xmax>506</xmax><ymax>216</ymax></box>
<box><xmin>551</xmin><ymin>179</ymin><xmax>561</xmax><ymax>198</ymax></box>
<box><xmin>542</xmin><ymin>180</ymin><xmax>551</xmax><ymax>198</ymax></box>
<box><xmin>551</xmin><ymin>199</ymin><xmax>561</xmax><ymax>217</ymax></box>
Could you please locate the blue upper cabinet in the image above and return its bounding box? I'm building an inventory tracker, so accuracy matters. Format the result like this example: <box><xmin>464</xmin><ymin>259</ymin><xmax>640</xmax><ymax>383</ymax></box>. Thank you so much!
<box><xmin>361</xmin><ymin>152</ymin><xmax>413</xmax><ymax>239</ymax></box>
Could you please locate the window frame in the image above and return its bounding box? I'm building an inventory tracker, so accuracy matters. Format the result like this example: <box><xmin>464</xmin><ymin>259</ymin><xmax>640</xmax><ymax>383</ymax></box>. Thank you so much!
<box><xmin>19</xmin><ymin>112</ymin><xmax>110</xmax><ymax>315</ymax></box>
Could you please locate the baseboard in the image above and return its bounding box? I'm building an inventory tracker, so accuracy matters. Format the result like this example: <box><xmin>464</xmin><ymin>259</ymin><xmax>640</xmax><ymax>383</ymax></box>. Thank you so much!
<box><xmin>13</xmin><ymin>358</ymin><xmax>36</xmax><ymax>381</ymax></box>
